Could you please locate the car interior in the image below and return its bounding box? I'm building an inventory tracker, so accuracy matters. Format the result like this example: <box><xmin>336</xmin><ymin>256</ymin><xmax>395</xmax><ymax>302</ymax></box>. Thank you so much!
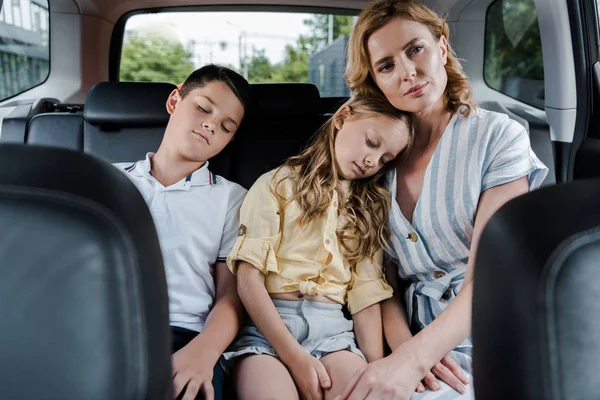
<box><xmin>1</xmin><ymin>0</ymin><xmax>600</xmax><ymax>398</ymax></box>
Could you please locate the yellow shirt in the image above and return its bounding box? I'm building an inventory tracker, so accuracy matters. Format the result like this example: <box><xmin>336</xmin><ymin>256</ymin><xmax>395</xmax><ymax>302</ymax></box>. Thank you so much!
<box><xmin>227</xmin><ymin>166</ymin><xmax>393</xmax><ymax>314</ymax></box>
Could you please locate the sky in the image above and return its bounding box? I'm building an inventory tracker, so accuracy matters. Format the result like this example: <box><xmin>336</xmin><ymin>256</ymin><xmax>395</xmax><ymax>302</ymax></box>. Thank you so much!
<box><xmin>126</xmin><ymin>12</ymin><xmax>317</xmax><ymax>68</ymax></box>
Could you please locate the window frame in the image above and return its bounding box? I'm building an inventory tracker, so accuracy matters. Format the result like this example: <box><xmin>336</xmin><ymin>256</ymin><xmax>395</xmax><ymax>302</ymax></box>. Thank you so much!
<box><xmin>0</xmin><ymin>0</ymin><xmax>51</xmax><ymax>102</ymax></box>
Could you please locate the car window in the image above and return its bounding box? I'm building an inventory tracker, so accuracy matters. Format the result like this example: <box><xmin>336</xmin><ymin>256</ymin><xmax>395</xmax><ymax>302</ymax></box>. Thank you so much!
<box><xmin>484</xmin><ymin>0</ymin><xmax>544</xmax><ymax>109</ymax></box>
<box><xmin>119</xmin><ymin>11</ymin><xmax>356</xmax><ymax>97</ymax></box>
<box><xmin>0</xmin><ymin>0</ymin><xmax>50</xmax><ymax>101</ymax></box>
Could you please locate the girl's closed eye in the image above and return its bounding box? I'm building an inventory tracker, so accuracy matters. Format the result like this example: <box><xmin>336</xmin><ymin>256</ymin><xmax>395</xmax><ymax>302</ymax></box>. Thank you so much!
<box><xmin>366</xmin><ymin>134</ymin><xmax>378</xmax><ymax>148</ymax></box>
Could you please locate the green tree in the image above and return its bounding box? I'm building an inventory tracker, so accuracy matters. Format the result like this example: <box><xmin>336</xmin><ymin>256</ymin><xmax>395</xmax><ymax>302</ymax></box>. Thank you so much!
<box><xmin>272</xmin><ymin>43</ymin><xmax>310</xmax><ymax>83</ymax></box>
<box><xmin>301</xmin><ymin>15</ymin><xmax>354</xmax><ymax>53</ymax></box>
<box><xmin>245</xmin><ymin>14</ymin><xmax>354</xmax><ymax>84</ymax></box>
<box><xmin>120</xmin><ymin>36</ymin><xmax>194</xmax><ymax>84</ymax></box>
<box><xmin>484</xmin><ymin>0</ymin><xmax>544</xmax><ymax>90</ymax></box>
<box><xmin>247</xmin><ymin>47</ymin><xmax>274</xmax><ymax>83</ymax></box>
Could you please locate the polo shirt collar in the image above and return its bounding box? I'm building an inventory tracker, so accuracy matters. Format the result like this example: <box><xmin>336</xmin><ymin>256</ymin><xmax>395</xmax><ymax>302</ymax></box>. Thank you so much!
<box><xmin>127</xmin><ymin>153</ymin><xmax>216</xmax><ymax>188</ymax></box>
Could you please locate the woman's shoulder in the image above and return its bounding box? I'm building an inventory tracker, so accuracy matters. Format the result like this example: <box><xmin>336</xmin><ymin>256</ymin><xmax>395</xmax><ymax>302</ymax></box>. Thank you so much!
<box><xmin>462</xmin><ymin>107</ymin><xmax>526</xmax><ymax>133</ymax></box>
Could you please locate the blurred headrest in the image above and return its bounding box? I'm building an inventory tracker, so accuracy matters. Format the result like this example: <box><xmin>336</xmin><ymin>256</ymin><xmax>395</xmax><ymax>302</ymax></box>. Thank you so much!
<box><xmin>84</xmin><ymin>82</ymin><xmax>176</xmax><ymax>127</ymax></box>
<box><xmin>250</xmin><ymin>83</ymin><xmax>321</xmax><ymax>117</ymax></box>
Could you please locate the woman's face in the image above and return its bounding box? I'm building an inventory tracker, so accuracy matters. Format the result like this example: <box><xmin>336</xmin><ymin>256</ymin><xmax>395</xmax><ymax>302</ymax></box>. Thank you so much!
<box><xmin>367</xmin><ymin>18</ymin><xmax>448</xmax><ymax>114</ymax></box>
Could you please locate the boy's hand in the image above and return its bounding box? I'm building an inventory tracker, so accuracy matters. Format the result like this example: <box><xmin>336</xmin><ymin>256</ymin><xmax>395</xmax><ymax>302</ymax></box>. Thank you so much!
<box><xmin>172</xmin><ymin>345</ymin><xmax>216</xmax><ymax>400</ymax></box>
<box><xmin>287</xmin><ymin>351</ymin><xmax>331</xmax><ymax>400</ymax></box>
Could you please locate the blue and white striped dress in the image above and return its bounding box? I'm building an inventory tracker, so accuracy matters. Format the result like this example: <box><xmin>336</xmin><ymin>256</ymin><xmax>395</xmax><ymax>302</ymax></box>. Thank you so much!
<box><xmin>387</xmin><ymin>108</ymin><xmax>548</xmax><ymax>399</ymax></box>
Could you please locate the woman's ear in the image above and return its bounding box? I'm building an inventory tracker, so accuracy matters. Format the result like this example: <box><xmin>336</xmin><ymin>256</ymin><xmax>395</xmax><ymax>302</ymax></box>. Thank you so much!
<box><xmin>334</xmin><ymin>105</ymin><xmax>353</xmax><ymax>130</ymax></box>
<box><xmin>439</xmin><ymin>36</ymin><xmax>449</xmax><ymax>65</ymax></box>
<box><xmin>166</xmin><ymin>88</ymin><xmax>182</xmax><ymax>115</ymax></box>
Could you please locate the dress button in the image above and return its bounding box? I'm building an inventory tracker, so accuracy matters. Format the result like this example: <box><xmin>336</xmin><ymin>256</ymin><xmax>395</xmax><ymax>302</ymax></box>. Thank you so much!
<box><xmin>433</xmin><ymin>271</ymin><xmax>445</xmax><ymax>279</ymax></box>
<box><xmin>442</xmin><ymin>289</ymin><xmax>452</xmax><ymax>300</ymax></box>
<box><xmin>407</xmin><ymin>232</ymin><xmax>418</xmax><ymax>242</ymax></box>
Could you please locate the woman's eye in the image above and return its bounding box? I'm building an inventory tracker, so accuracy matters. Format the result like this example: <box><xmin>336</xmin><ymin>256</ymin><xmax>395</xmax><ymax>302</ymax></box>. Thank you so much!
<box><xmin>379</xmin><ymin>63</ymin><xmax>393</xmax><ymax>73</ymax></box>
<box><xmin>409</xmin><ymin>45</ymin><xmax>424</xmax><ymax>56</ymax></box>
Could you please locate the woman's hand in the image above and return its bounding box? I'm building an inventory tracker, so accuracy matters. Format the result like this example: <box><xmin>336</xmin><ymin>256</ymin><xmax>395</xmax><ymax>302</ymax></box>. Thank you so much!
<box><xmin>416</xmin><ymin>355</ymin><xmax>468</xmax><ymax>394</ymax></box>
<box><xmin>334</xmin><ymin>344</ymin><xmax>425</xmax><ymax>400</ymax></box>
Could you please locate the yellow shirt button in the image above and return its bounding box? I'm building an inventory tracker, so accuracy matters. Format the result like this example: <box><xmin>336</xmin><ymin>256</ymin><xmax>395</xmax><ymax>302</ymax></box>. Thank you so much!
<box><xmin>325</xmin><ymin>239</ymin><xmax>331</xmax><ymax>245</ymax></box>
<box><xmin>433</xmin><ymin>271</ymin><xmax>445</xmax><ymax>279</ymax></box>
<box><xmin>407</xmin><ymin>232</ymin><xmax>418</xmax><ymax>242</ymax></box>
<box><xmin>332</xmin><ymin>201</ymin><xmax>338</xmax><ymax>208</ymax></box>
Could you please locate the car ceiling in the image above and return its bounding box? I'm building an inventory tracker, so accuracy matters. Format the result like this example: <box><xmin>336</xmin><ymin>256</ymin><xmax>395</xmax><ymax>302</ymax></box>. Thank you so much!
<box><xmin>51</xmin><ymin>0</ymin><xmax>476</xmax><ymax>23</ymax></box>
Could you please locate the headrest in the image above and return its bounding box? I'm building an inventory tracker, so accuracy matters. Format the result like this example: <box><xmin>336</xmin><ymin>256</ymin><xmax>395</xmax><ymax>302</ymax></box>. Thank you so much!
<box><xmin>0</xmin><ymin>143</ymin><xmax>172</xmax><ymax>399</ymax></box>
<box><xmin>84</xmin><ymin>82</ymin><xmax>176</xmax><ymax>127</ymax></box>
<box><xmin>250</xmin><ymin>83</ymin><xmax>321</xmax><ymax>117</ymax></box>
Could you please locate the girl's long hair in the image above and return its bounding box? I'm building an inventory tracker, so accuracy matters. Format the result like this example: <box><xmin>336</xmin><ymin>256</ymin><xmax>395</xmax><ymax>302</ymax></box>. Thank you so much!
<box><xmin>276</xmin><ymin>95</ymin><xmax>413</xmax><ymax>266</ymax></box>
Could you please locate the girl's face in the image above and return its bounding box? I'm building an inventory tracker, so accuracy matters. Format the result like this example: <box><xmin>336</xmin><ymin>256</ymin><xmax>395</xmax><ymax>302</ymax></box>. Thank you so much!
<box><xmin>367</xmin><ymin>18</ymin><xmax>448</xmax><ymax>114</ymax></box>
<box><xmin>333</xmin><ymin>107</ymin><xmax>410</xmax><ymax>180</ymax></box>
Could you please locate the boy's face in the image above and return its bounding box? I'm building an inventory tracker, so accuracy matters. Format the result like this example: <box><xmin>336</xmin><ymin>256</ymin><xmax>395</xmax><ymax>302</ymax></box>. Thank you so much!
<box><xmin>165</xmin><ymin>81</ymin><xmax>245</xmax><ymax>163</ymax></box>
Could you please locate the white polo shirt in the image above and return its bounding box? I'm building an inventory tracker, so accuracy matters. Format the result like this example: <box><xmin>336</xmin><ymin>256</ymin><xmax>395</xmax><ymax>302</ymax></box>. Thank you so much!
<box><xmin>115</xmin><ymin>153</ymin><xmax>246</xmax><ymax>333</ymax></box>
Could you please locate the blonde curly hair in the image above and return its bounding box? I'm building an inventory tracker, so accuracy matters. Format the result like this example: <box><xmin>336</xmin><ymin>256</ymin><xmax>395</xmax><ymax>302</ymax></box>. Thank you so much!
<box><xmin>276</xmin><ymin>94</ymin><xmax>413</xmax><ymax>266</ymax></box>
<box><xmin>345</xmin><ymin>0</ymin><xmax>475</xmax><ymax>116</ymax></box>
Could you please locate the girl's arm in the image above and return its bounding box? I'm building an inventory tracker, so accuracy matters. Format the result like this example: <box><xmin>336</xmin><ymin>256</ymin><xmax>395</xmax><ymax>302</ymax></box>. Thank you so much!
<box><xmin>236</xmin><ymin>261</ymin><xmax>304</xmax><ymax>363</ymax></box>
<box><xmin>352</xmin><ymin>303</ymin><xmax>384</xmax><ymax>362</ymax></box>
<box><xmin>380</xmin><ymin>261</ymin><xmax>412</xmax><ymax>350</ymax></box>
<box><xmin>236</xmin><ymin>261</ymin><xmax>331</xmax><ymax>399</ymax></box>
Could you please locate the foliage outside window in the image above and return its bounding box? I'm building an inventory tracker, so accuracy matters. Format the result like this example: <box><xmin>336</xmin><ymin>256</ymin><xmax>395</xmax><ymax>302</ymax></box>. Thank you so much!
<box><xmin>120</xmin><ymin>12</ymin><xmax>355</xmax><ymax>97</ymax></box>
<box><xmin>484</xmin><ymin>0</ymin><xmax>544</xmax><ymax>108</ymax></box>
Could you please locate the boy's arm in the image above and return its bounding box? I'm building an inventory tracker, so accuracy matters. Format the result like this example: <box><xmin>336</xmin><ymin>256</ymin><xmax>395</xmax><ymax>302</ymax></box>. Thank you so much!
<box><xmin>352</xmin><ymin>303</ymin><xmax>384</xmax><ymax>362</ymax></box>
<box><xmin>178</xmin><ymin>262</ymin><xmax>244</xmax><ymax>363</ymax></box>
<box><xmin>171</xmin><ymin>262</ymin><xmax>244</xmax><ymax>400</ymax></box>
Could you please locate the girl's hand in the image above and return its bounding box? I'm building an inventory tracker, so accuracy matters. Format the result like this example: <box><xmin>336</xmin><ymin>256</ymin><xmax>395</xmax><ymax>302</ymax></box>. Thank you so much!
<box><xmin>287</xmin><ymin>351</ymin><xmax>331</xmax><ymax>400</ymax></box>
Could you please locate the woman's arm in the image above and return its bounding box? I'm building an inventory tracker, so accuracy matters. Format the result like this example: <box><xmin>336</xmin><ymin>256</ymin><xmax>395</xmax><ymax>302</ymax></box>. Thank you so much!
<box><xmin>408</xmin><ymin>177</ymin><xmax>528</xmax><ymax>370</ymax></box>
<box><xmin>352</xmin><ymin>303</ymin><xmax>384</xmax><ymax>362</ymax></box>
<box><xmin>335</xmin><ymin>177</ymin><xmax>529</xmax><ymax>400</ymax></box>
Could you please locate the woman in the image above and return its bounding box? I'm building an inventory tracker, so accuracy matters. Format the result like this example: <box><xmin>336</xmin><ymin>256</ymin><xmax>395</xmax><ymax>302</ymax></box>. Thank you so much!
<box><xmin>335</xmin><ymin>1</ymin><xmax>548</xmax><ymax>399</ymax></box>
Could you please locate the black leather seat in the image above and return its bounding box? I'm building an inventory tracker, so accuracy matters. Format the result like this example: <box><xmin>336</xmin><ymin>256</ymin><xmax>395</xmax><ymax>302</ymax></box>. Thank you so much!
<box><xmin>0</xmin><ymin>143</ymin><xmax>172</xmax><ymax>400</ymax></box>
<box><xmin>214</xmin><ymin>83</ymin><xmax>323</xmax><ymax>188</ymax></box>
<box><xmin>473</xmin><ymin>179</ymin><xmax>600</xmax><ymax>399</ymax></box>
<box><xmin>28</xmin><ymin>112</ymin><xmax>84</xmax><ymax>151</ymax></box>
<box><xmin>83</xmin><ymin>82</ymin><xmax>176</xmax><ymax>163</ymax></box>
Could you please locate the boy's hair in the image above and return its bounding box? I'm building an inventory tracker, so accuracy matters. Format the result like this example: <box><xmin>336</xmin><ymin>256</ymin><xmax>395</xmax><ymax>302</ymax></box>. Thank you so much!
<box><xmin>180</xmin><ymin>64</ymin><xmax>252</xmax><ymax>113</ymax></box>
<box><xmin>277</xmin><ymin>94</ymin><xmax>414</xmax><ymax>266</ymax></box>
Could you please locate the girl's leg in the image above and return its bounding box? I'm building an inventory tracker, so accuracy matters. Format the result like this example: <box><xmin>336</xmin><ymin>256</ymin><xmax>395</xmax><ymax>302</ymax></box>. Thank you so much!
<box><xmin>319</xmin><ymin>350</ymin><xmax>367</xmax><ymax>400</ymax></box>
<box><xmin>233</xmin><ymin>354</ymin><xmax>299</xmax><ymax>400</ymax></box>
